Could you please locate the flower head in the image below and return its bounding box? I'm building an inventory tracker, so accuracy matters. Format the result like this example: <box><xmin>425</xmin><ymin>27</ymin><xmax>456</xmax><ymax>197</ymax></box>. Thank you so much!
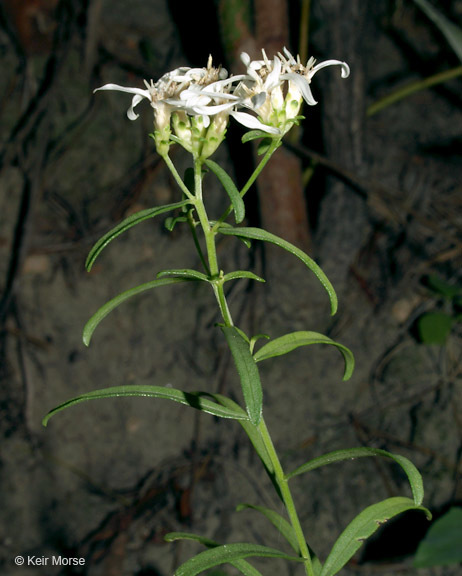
<box><xmin>94</xmin><ymin>56</ymin><xmax>245</xmax><ymax>157</ymax></box>
<box><xmin>230</xmin><ymin>48</ymin><xmax>350</xmax><ymax>136</ymax></box>
<box><xmin>94</xmin><ymin>49</ymin><xmax>350</xmax><ymax>155</ymax></box>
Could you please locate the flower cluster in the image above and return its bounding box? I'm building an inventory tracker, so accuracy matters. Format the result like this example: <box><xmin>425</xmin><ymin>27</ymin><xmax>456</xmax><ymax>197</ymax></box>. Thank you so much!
<box><xmin>95</xmin><ymin>48</ymin><xmax>349</xmax><ymax>158</ymax></box>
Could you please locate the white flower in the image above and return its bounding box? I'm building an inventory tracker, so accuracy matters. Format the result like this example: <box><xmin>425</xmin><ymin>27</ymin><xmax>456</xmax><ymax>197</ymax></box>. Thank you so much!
<box><xmin>94</xmin><ymin>56</ymin><xmax>250</xmax><ymax>156</ymax></box>
<box><xmin>229</xmin><ymin>48</ymin><xmax>350</xmax><ymax>136</ymax></box>
<box><xmin>231</xmin><ymin>50</ymin><xmax>285</xmax><ymax>134</ymax></box>
<box><xmin>278</xmin><ymin>47</ymin><xmax>350</xmax><ymax>107</ymax></box>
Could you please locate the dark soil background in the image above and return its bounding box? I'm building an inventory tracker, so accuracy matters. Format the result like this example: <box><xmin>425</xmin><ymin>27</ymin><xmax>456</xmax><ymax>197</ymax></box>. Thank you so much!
<box><xmin>0</xmin><ymin>1</ymin><xmax>461</xmax><ymax>575</ymax></box>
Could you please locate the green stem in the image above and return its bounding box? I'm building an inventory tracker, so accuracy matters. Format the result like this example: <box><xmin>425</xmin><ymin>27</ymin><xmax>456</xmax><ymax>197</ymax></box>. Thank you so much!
<box><xmin>186</xmin><ymin>209</ymin><xmax>210</xmax><ymax>275</ymax></box>
<box><xmin>213</xmin><ymin>138</ymin><xmax>281</xmax><ymax>228</ymax></box>
<box><xmin>258</xmin><ymin>417</ymin><xmax>314</xmax><ymax>576</ymax></box>
<box><xmin>161</xmin><ymin>153</ymin><xmax>195</xmax><ymax>200</ymax></box>
<box><xmin>367</xmin><ymin>65</ymin><xmax>462</xmax><ymax>116</ymax></box>
<box><xmin>193</xmin><ymin>158</ymin><xmax>234</xmax><ymax>326</ymax></box>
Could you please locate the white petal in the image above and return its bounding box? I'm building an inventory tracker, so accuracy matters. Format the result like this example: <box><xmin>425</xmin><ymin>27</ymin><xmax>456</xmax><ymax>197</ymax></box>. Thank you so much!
<box><xmin>240</xmin><ymin>52</ymin><xmax>251</xmax><ymax>67</ymax></box>
<box><xmin>127</xmin><ymin>94</ymin><xmax>146</xmax><ymax>120</ymax></box>
<box><xmin>311</xmin><ymin>60</ymin><xmax>350</xmax><ymax>79</ymax></box>
<box><xmin>282</xmin><ymin>47</ymin><xmax>296</xmax><ymax>63</ymax></box>
<box><xmin>282</xmin><ymin>73</ymin><xmax>317</xmax><ymax>105</ymax></box>
<box><xmin>94</xmin><ymin>83</ymin><xmax>150</xmax><ymax>98</ymax></box>
<box><xmin>191</xmin><ymin>101</ymin><xmax>237</xmax><ymax>114</ymax></box>
<box><xmin>265</xmin><ymin>57</ymin><xmax>282</xmax><ymax>90</ymax></box>
<box><xmin>230</xmin><ymin>111</ymin><xmax>280</xmax><ymax>134</ymax></box>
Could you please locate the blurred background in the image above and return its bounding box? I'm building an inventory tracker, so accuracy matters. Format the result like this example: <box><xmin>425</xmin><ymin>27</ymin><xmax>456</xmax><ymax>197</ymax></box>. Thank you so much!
<box><xmin>0</xmin><ymin>0</ymin><xmax>461</xmax><ymax>575</ymax></box>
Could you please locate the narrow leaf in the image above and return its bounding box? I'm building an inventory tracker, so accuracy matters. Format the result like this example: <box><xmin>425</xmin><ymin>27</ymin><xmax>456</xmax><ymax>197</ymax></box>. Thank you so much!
<box><xmin>223</xmin><ymin>271</ymin><xmax>265</xmax><ymax>283</ymax></box>
<box><xmin>205</xmin><ymin>159</ymin><xmax>245</xmax><ymax>223</ymax></box>
<box><xmin>86</xmin><ymin>200</ymin><xmax>190</xmax><ymax>271</ymax></box>
<box><xmin>236</xmin><ymin>504</ymin><xmax>299</xmax><ymax>553</ymax></box>
<box><xmin>287</xmin><ymin>447</ymin><xmax>424</xmax><ymax>506</ymax></box>
<box><xmin>215</xmin><ymin>395</ymin><xmax>274</xmax><ymax>479</ymax></box>
<box><xmin>174</xmin><ymin>543</ymin><xmax>302</xmax><ymax>576</ymax></box>
<box><xmin>218</xmin><ymin>226</ymin><xmax>337</xmax><ymax>315</ymax></box>
<box><xmin>254</xmin><ymin>331</ymin><xmax>354</xmax><ymax>381</ymax></box>
<box><xmin>157</xmin><ymin>268</ymin><xmax>210</xmax><ymax>282</ymax></box>
<box><xmin>42</xmin><ymin>385</ymin><xmax>249</xmax><ymax>427</ymax></box>
<box><xmin>320</xmin><ymin>497</ymin><xmax>431</xmax><ymax>576</ymax></box>
<box><xmin>82</xmin><ymin>277</ymin><xmax>192</xmax><ymax>346</ymax></box>
<box><xmin>249</xmin><ymin>333</ymin><xmax>270</xmax><ymax>354</ymax></box>
<box><xmin>413</xmin><ymin>0</ymin><xmax>462</xmax><ymax>63</ymax></box>
<box><xmin>165</xmin><ymin>533</ymin><xmax>264</xmax><ymax>576</ymax></box>
<box><xmin>242</xmin><ymin>130</ymin><xmax>273</xmax><ymax>143</ymax></box>
<box><xmin>221</xmin><ymin>326</ymin><xmax>263</xmax><ymax>426</ymax></box>
<box><xmin>237</xmin><ymin>506</ymin><xmax>324</xmax><ymax>576</ymax></box>
<box><xmin>166</xmin><ymin>532</ymin><xmax>220</xmax><ymax>548</ymax></box>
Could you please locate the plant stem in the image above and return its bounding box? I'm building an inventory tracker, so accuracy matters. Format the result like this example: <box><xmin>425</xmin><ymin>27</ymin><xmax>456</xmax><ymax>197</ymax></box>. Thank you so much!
<box><xmin>258</xmin><ymin>417</ymin><xmax>314</xmax><ymax>576</ymax></box>
<box><xmin>161</xmin><ymin>153</ymin><xmax>195</xmax><ymax>200</ymax></box>
<box><xmin>193</xmin><ymin>158</ymin><xmax>234</xmax><ymax>326</ymax></box>
<box><xmin>213</xmin><ymin>138</ymin><xmax>281</xmax><ymax>228</ymax></box>
<box><xmin>186</xmin><ymin>209</ymin><xmax>210</xmax><ymax>276</ymax></box>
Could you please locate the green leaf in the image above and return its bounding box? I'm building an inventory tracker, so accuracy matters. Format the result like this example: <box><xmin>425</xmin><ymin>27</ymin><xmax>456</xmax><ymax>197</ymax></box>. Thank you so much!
<box><xmin>242</xmin><ymin>130</ymin><xmax>273</xmax><ymax>144</ymax></box>
<box><xmin>85</xmin><ymin>200</ymin><xmax>190</xmax><ymax>271</ymax></box>
<box><xmin>417</xmin><ymin>312</ymin><xmax>453</xmax><ymax>345</ymax></box>
<box><xmin>174</xmin><ymin>543</ymin><xmax>302</xmax><ymax>576</ymax></box>
<box><xmin>424</xmin><ymin>275</ymin><xmax>462</xmax><ymax>300</ymax></box>
<box><xmin>254</xmin><ymin>331</ymin><xmax>354</xmax><ymax>381</ymax></box>
<box><xmin>221</xmin><ymin>326</ymin><xmax>263</xmax><ymax>426</ymax></box>
<box><xmin>413</xmin><ymin>0</ymin><xmax>462</xmax><ymax>63</ymax></box>
<box><xmin>214</xmin><ymin>395</ymin><xmax>274</xmax><ymax>479</ymax></box>
<box><xmin>257</xmin><ymin>138</ymin><xmax>272</xmax><ymax>155</ymax></box>
<box><xmin>249</xmin><ymin>333</ymin><xmax>270</xmax><ymax>354</ymax></box>
<box><xmin>414</xmin><ymin>507</ymin><xmax>462</xmax><ymax>567</ymax></box>
<box><xmin>236</xmin><ymin>504</ymin><xmax>299</xmax><ymax>553</ymax></box>
<box><xmin>204</xmin><ymin>159</ymin><xmax>245</xmax><ymax>224</ymax></box>
<box><xmin>82</xmin><ymin>277</ymin><xmax>193</xmax><ymax>346</ymax></box>
<box><xmin>223</xmin><ymin>270</ymin><xmax>265</xmax><ymax>283</ymax></box>
<box><xmin>157</xmin><ymin>268</ymin><xmax>210</xmax><ymax>282</ymax></box>
<box><xmin>164</xmin><ymin>215</ymin><xmax>188</xmax><ymax>232</ymax></box>
<box><xmin>320</xmin><ymin>497</ymin><xmax>431</xmax><ymax>576</ymax></box>
<box><xmin>218</xmin><ymin>226</ymin><xmax>337</xmax><ymax>315</ymax></box>
<box><xmin>165</xmin><ymin>533</ymin><xmax>264</xmax><ymax>576</ymax></box>
<box><xmin>42</xmin><ymin>385</ymin><xmax>249</xmax><ymax>427</ymax></box>
<box><xmin>286</xmin><ymin>447</ymin><xmax>425</xmax><ymax>506</ymax></box>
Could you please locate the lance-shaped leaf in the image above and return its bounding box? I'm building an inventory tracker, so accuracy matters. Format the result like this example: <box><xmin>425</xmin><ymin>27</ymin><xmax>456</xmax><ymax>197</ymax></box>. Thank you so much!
<box><xmin>320</xmin><ymin>497</ymin><xmax>431</xmax><ymax>576</ymax></box>
<box><xmin>157</xmin><ymin>268</ymin><xmax>210</xmax><ymax>282</ymax></box>
<box><xmin>287</xmin><ymin>447</ymin><xmax>424</xmax><ymax>506</ymax></box>
<box><xmin>165</xmin><ymin>533</ymin><xmax>264</xmax><ymax>576</ymax></box>
<box><xmin>242</xmin><ymin>130</ymin><xmax>278</xmax><ymax>144</ymax></box>
<box><xmin>174</xmin><ymin>542</ymin><xmax>303</xmax><ymax>576</ymax></box>
<box><xmin>86</xmin><ymin>200</ymin><xmax>191</xmax><ymax>271</ymax></box>
<box><xmin>254</xmin><ymin>331</ymin><xmax>354</xmax><ymax>381</ymax></box>
<box><xmin>42</xmin><ymin>385</ymin><xmax>249</xmax><ymax>427</ymax></box>
<box><xmin>236</xmin><ymin>504</ymin><xmax>299</xmax><ymax>553</ymax></box>
<box><xmin>215</xmin><ymin>395</ymin><xmax>274</xmax><ymax>481</ymax></box>
<box><xmin>204</xmin><ymin>159</ymin><xmax>245</xmax><ymax>224</ymax></box>
<box><xmin>221</xmin><ymin>326</ymin><xmax>263</xmax><ymax>426</ymax></box>
<box><xmin>235</xmin><ymin>506</ymin><xmax>323</xmax><ymax>575</ymax></box>
<box><xmin>223</xmin><ymin>271</ymin><xmax>265</xmax><ymax>283</ymax></box>
<box><xmin>83</xmin><ymin>277</ymin><xmax>194</xmax><ymax>346</ymax></box>
<box><xmin>218</xmin><ymin>226</ymin><xmax>337</xmax><ymax>315</ymax></box>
